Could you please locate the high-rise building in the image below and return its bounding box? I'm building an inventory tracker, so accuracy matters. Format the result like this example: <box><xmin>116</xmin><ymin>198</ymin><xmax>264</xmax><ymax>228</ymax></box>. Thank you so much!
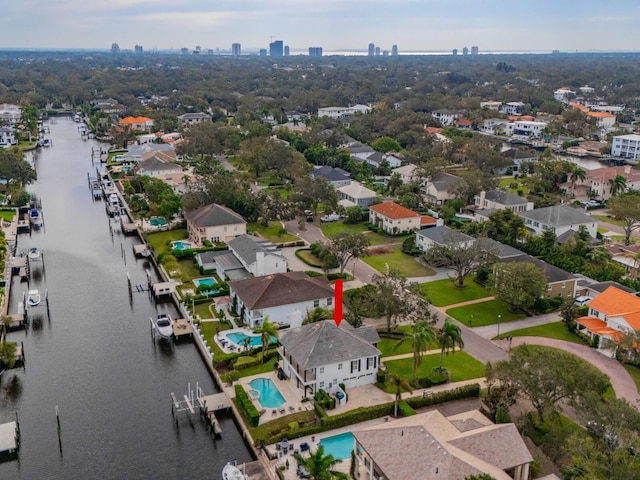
<box><xmin>269</xmin><ymin>40</ymin><xmax>284</xmax><ymax>57</ymax></box>
<box><xmin>383</xmin><ymin>50</ymin><xmax>389</xmax><ymax>56</ymax></box>
<box><xmin>284</xmin><ymin>45</ymin><xmax>290</xmax><ymax>56</ymax></box>
<box><xmin>134</xmin><ymin>45</ymin><xmax>143</xmax><ymax>54</ymax></box>
<box><xmin>110</xmin><ymin>43</ymin><xmax>120</xmax><ymax>53</ymax></box>
<box><xmin>462</xmin><ymin>47</ymin><xmax>469</xmax><ymax>56</ymax></box>
<box><xmin>231</xmin><ymin>43</ymin><xmax>241</xmax><ymax>56</ymax></box>
<box><xmin>309</xmin><ymin>47</ymin><xmax>323</xmax><ymax>57</ymax></box>
<box><xmin>180</xmin><ymin>47</ymin><xmax>189</xmax><ymax>55</ymax></box>
<box><xmin>194</xmin><ymin>45</ymin><xmax>201</xmax><ymax>54</ymax></box>
<box><xmin>391</xmin><ymin>45</ymin><xmax>398</xmax><ymax>56</ymax></box>
<box><xmin>375</xmin><ymin>46</ymin><xmax>381</xmax><ymax>56</ymax></box>
<box><xmin>259</xmin><ymin>49</ymin><xmax>267</xmax><ymax>56</ymax></box>
<box><xmin>471</xmin><ymin>46</ymin><xmax>479</xmax><ymax>55</ymax></box>
<box><xmin>368</xmin><ymin>43</ymin><xmax>375</xmax><ymax>56</ymax></box>
<box><xmin>452</xmin><ymin>48</ymin><xmax>458</xmax><ymax>56</ymax></box>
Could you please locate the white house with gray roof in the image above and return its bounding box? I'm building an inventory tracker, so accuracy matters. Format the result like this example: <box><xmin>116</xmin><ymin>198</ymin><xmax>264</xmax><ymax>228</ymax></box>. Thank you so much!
<box><xmin>415</xmin><ymin>225</ymin><xmax>474</xmax><ymax>253</ymax></box>
<box><xmin>229</xmin><ymin>272</ymin><xmax>334</xmax><ymax>328</ymax></box>
<box><xmin>279</xmin><ymin>320</ymin><xmax>380</xmax><ymax>395</ymax></box>
<box><xmin>518</xmin><ymin>205</ymin><xmax>598</xmax><ymax>238</ymax></box>
<box><xmin>311</xmin><ymin>165</ymin><xmax>351</xmax><ymax>188</ymax></box>
<box><xmin>228</xmin><ymin>234</ymin><xmax>287</xmax><ymax>277</ymax></box>
<box><xmin>423</xmin><ymin>172</ymin><xmax>461</xmax><ymax>205</ymax></box>
<box><xmin>177</xmin><ymin>112</ymin><xmax>211</xmax><ymax>127</ymax></box>
<box><xmin>337</xmin><ymin>182</ymin><xmax>379</xmax><ymax>208</ymax></box>
<box><xmin>186</xmin><ymin>203</ymin><xmax>247</xmax><ymax>246</ymax></box>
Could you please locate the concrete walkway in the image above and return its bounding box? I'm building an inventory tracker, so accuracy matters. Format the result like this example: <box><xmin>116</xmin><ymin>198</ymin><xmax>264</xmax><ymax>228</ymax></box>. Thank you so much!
<box><xmin>471</xmin><ymin>312</ymin><xmax>561</xmax><ymax>339</ymax></box>
<box><xmin>499</xmin><ymin>336</ymin><xmax>640</xmax><ymax>408</ymax></box>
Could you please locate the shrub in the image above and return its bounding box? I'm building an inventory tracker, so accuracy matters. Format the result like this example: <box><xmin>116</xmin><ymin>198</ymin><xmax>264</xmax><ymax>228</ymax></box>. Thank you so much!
<box><xmin>327</xmin><ymin>272</ymin><xmax>350</xmax><ymax>281</ymax></box>
<box><xmin>495</xmin><ymin>406</ymin><xmax>511</xmax><ymax>424</ymax></box>
<box><xmin>405</xmin><ymin>384</ymin><xmax>480</xmax><ymax>409</ymax></box>
<box><xmin>314</xmin><ymin>402</ymin><xmax>327</xmax><ymax>418</ymax></box>
<box><xmin>305</xmin><ymin>270</ymin><xmax>323</xmax><ymax>277</ymax></box>
<box><xmin>428</xmin><ymin>367</ymin><xmax>450</xmax><ymax>385</ymax></box>
<box><xmin>235</xmin><ymin>384</ymin><xmax>260</xmax><ymax>427</ymax></box>
<box><xmin>397</xmin><ymin>400</ymin><xmax>416</xmax><ymax>417</ymax></box>
<box><xmin>314</xmin><ymin>389</ymin><xmax>336</xmax><ymax>410</ymax></box>
<box><xmin>376</xmin><ymin>370</ymin><xmax>387</xmax><ymax>384</ymax></box>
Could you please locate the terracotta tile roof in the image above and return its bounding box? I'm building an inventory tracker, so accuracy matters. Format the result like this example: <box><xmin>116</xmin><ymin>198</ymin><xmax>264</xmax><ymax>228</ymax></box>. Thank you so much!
<box><xmin>588</xmin><ymin>286</ymin><xmax>640</xmax><ymax>317</ymax></box>
<box><xmin>425</xmin><ymin>126</ymin><xmax>443</xmax><ymax>134</ymax></box>
<box><xmin>369</xmin><ymin>201</ymin><xmax>420</xmax><ymax>220</ymax></box>
<box><xmin>585</xmin><ymin>165</ymin><xmax>640</xmax><ymax>183</ymax></box>
<box><xmin>457</xmin><ymin>118</ymin><xmax>473</xmax><ymax>126</ymax></box>
<box><xmin>570</xmin><ymin>103</ymin><xmax>589</xmax><ymax>112</ymax></box>
<box><xmin>588</xmin><ymin>112</ymin><xmax>616</xmax><ymax>118</ymax></box>
<box><xmin>520</xmin><ymin>115</ymin><xmax>535</xmax><ymax>121</ymax></box>
<box><xmin>576</xmin><ymin>317</ymin><xmax>624</xmax><ymax>340</ymax></box>
<box><xmin>421</xmin><ymin>215</ymin><xmax>437</xmax><ymax>225</ymax></box>
<box><xmin>119</xmin><ymin>116</ymin><xmax>154</xmax><ymax>125</ymax></box>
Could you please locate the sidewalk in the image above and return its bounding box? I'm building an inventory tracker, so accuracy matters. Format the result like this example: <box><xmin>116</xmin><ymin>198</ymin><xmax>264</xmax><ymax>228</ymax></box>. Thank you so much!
<box><xmin>471</xmin><ymin>312</ymin><xmax>561</xmax><ymax>339</ymax></box>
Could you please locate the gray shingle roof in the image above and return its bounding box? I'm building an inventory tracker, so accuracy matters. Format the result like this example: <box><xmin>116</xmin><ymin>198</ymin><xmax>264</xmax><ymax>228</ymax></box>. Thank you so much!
<box><xmin>483</xmin><ymin>189</ymin><xmax>528</xmax><ymax>206</ymax></box>
<box><xmin>178</xmin><ymin>112</ymin><xmax>211</xmax><ymax>120</ymax></box>
<box><xmin>507</xmin><ymin>255</ymin><xmax>573</xmax><ymax>283</ymax></box>
<box><xmin>429</xmin><ymin>172</ymin><xmax>461</xmax><ymax>191</ymax></box>
<box><xmin>312</xmin><ymin>166</ymin><xmax>350</xmax><ymax>183</ymax></box>
<box><xmin>482</xmin><ymin>238</ymin><xmax>523</xmax><ymax>259</ymax></box>
<box><xmin>417</xmin><ymin>225</ymin><xmax>473</xmax><ymax>245</ymax></box>
<box><xmin>228</xmin><ymin>234</ymin><xmax>283</xmax><ymax>265</ymax></box>
<box><xmin>210</xmin><ymin>250</ymin><xmax>245</xmax><ymax>270</ymax></box>
<box><xmin>186</xmin><ymin>203</ymin><xmax>246</xmax><ymax>228</ymax></box>
<box><xmin>518</xmin><ymin>205</ymin><xmax>594</xmax><ymax>227</ymax></box>
<box><xmin>279</xmin><ymin>320</ymin><xmax>380</xmax><ymax>369</ymax></box>
<box><xmin>229</xmin><ymin>272</ymin><xmax>333</xmax><ymax>310</ymax></box>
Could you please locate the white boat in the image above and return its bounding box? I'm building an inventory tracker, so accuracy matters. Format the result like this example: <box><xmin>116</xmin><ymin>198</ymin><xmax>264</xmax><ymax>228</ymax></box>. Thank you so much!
<box><xmin>27</xmin><ymin>289</ymin><xmax>41</xmax><ymax>307</ymax></box>
<box><xmin>155</xmin><ymin>313</ymin><xmax>173</xmax><ymax>340</ymax></box>
<box><xmin>222</xmin><ymin>462</ymin><xmax>249</xmax><ymax>480</ymax></box>
<box><xmin>108</xmin><ymin>193</ymin><xmax>119</xmax><ymax>207</ymax></box>
<box><xmin>27</xmin><ymin>247</ymin><xmax>41</xmax><ymax>261</ymax></box>
<box><xmin>29</xmin><ymin>208</ymin><xmax>43</xmax><ymax>227</ymax></box>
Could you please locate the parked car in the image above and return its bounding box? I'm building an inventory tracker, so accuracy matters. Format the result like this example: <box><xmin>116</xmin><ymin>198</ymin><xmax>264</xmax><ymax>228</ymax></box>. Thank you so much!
<box><xmin>574</xmin><ymin>296</ymin><xmax>593</xmax><ymax>306</ymax></box>
<box><xmin>320</xmin><ymin>213</ymin><xmax>340</xmax><ymax>222</ymax></box>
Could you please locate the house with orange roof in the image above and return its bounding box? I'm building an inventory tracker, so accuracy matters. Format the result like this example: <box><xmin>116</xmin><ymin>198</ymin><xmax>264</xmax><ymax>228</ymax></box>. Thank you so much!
<box><xmin>569</xmin><ymin>102</ymin><xmax>589</xmax><ymax>113</ymax></box>
<box><xmin>575</xmin><ymin>286</ymin><xmax>640</xmax><ymax>348</ymax></box>
<box><xmin>455</xmin><ymin>118</ymin><xmax>473</xmax><ymax>130</ymax></box>
<box><xmin>369</xmin><ymin>201</ymin><xmax>438</xmax><ymax>234</ymax></box>
<box><xmin>118</xmin><ymin>116</ymin><xmax>154</xmax><ymax>131</ymax></box>
<box><xmin>587</xmin><ymin>111</ymin><xmax>616</xmax><ymax>129</ymax></box>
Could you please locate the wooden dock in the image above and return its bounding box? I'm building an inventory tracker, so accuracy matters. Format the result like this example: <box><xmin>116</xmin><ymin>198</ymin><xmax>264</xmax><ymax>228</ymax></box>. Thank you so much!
<box><xmin>172</xmin><ymin>318</ymin><xmax>194</xmax><ymax>340</ymax></box>
<box><xmin>152</xmin><ymin>281</ymin><xmax>178</xmax><ymax>298</ymax></box>
<box><xmin>0</xmin><ymin>421</ymin><xmax>19</xmax><ymax>455</ymax></box>
<box><xmin>133</xmin><ymin>244</ymin><xmax>151</xmax><ymax>258</ymax></box>
<box><xmin>201</xmin><ymin>392</ymin><xmax>231</xmax><ymax>436</ymax></box>
<box><xmin>170</xmin><ymin>385</ymin><xmax>230</xmax><ymax>437</ymax></box>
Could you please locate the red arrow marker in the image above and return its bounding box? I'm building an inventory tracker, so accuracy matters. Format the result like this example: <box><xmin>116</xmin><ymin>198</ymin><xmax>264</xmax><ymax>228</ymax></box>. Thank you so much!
<box><xmin>333</xmin><ymin>279</ymin><xmax>343</xmax><ymax>327</ymax></box>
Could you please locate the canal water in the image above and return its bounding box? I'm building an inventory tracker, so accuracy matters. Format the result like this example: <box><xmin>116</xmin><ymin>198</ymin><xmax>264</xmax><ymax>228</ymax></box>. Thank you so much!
<box><xmin>0</xmin><ymin>117</ymin><xmax>252</xmax><ymax>479</ymax></box>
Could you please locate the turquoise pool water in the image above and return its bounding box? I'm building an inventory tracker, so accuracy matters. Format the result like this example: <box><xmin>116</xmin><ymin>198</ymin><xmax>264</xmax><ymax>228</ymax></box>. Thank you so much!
<box><xmin>226</xmin><ymin>331</ymin><xmax>276</xmax><ymax>348</ymax></box>
<box><xmin>172</xmin><ymin>240</ymin><xmax>192</xmax><ymax>250</ymax></box>
<box><xmin>318</xmin><ymin>432</ymin><xmax>355</xmax><ymax>460</ymax></box>
<box><xmin>193</xmin><ymin>277</ymin><xmax>217</xmax><ymax>288</ymax></box>
<box><xmin>150</xmin><ymin>216</ymin><xmax>167</xmax><ymax>226</ymax></box>
<box><xmin>248</xmin><ymin>378</ymin><xmax>286</xmax><ymax>409</ymax></box>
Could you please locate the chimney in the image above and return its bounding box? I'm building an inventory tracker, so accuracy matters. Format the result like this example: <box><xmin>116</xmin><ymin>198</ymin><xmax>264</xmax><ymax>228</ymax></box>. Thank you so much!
<box><xmin>256</xmin><ymin>251</ymin><xmax>265</xmax><ymax>276</ymax></box>
<box><xmin>479</xmin><ymin>190</ymin><xmax>486</xmax><ymax>208</ymax></box>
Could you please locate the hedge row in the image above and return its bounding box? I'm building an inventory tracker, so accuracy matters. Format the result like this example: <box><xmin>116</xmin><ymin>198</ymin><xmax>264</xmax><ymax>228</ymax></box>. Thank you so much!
<box><xmin>235</xmin><ymin>384</ymin><xmax>260</xmax><ymax>427</ymax></box>
<box><xmin>405</xmin><ymin>383</ymin><xmax>480</xmax><ymax>409</ymax></box>
<box><xmin>397</xmin><ymin>400</ymin><xmax>416</xmax><ymax>417</ymax></box>
<box><xmin>314</xmin><ymin>389</ymin><xmax>336</xmax><ymax>410</ymax></box>
<box><xmin>233</xmin><ymin>349</ymin><xmax>279</xmax><ymax>370</ymax></box>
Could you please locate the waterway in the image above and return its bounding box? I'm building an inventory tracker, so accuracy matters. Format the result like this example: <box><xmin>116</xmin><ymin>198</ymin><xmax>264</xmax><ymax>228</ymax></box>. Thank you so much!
<box><xmin>0</xmin><ymin>117</ymin><xmax>252</xmax><ymax>479</ymax></box>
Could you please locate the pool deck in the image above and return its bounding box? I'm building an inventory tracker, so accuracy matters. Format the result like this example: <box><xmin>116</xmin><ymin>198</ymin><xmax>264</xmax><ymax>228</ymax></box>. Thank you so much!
<box><xmin>215</xmin><ymin>327</ymin><xmax>262</xmax><ymax>354</ymax></box>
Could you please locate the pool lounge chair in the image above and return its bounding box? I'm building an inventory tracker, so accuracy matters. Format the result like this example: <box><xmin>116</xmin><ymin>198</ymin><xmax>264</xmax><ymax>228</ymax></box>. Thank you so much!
<box><xmin>279</xmin><ymin>406</ymin><xmax>286</xmax><ymax>414</ymax></box>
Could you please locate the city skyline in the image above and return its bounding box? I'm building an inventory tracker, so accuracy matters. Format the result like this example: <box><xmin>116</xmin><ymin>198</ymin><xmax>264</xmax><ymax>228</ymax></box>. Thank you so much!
<box><xmin>2</xmin><ymin>0</ymin><xmax>640</xmax><ymax>52</ymax></box>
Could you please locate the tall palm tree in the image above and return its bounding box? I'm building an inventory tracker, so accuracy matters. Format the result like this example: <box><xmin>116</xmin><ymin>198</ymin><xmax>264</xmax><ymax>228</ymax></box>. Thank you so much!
<box><xmin>293</xmin><ymin>444</ymin><xmax>342</xmax><ymax>480</ymax></box>
<box><xmin>256</xmin><ymin>316</ymin><xmax>278</xmax><ymax>364</ymax></box>
<box><xmin>569</xmin><ymin>165</ymin><xmax>586</xmax><ymax>197</ymax></box>
<box><xmin>388</xmin><ymin>373</ymin><xmax>413</xmax><ymax>417</ymax></box>
<box><xmin>437</xmin><ymin>318</ymin><xmax>465</xmax><ymax>371</ymax></box>
<box><xmin>394</xmin><ymin>321</ymin><xmax>436</xmax><ymax>383</ymax></box>
<box><xmin>608</xmin><ymin>174</ymin><xmax>627</xmax><ymax>197</ymax></box>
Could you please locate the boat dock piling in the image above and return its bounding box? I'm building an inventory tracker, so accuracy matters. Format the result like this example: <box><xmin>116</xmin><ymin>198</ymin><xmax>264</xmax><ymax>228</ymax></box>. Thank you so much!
<box><xmin>170</xmin><ymin>383</ymin><xmax>228</xmax><ymax>436</ymax></box>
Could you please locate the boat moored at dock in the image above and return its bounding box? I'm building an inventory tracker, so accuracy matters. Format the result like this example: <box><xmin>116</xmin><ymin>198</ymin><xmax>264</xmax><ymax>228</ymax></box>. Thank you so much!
<box><xmin>154</xmin><ymin>313</ymin><xmax>173</xmax><ymax>340</ymax></box>
<box><xmin>222</xmin><ymin>462</ymin><xmax>250</xmax><ymax>480</ymax></box>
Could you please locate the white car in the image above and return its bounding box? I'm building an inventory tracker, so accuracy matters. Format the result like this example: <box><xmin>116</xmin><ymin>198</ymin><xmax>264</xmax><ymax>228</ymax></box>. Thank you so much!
<box><xmin>320</xmin><ymin>213</ymin><xmax>340</xmax><ymax>222</ymax></box>
<box><xmin>574</xmin><ymin>296</ymin><xmax>592</xmax><ymax>307</ymax></box>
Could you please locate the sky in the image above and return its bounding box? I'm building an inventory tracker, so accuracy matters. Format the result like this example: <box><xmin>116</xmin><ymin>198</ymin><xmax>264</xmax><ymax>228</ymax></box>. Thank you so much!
<box><xmin>1</xmin><ymin>0</ymin><xmax>640</xmax><ymax>53</ymax></box>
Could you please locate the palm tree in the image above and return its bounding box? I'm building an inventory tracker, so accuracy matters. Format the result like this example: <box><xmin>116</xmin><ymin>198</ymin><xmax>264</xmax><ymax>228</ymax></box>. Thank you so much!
<box><xmin>394</xmin><ymin>321</ymin><xmax>436</xmax><ymax>383</ymax></box>
<box><xmin>569</xmin><ymin>165</ymin><xmax>586</xmax><ymax>197</ymax></box>
<box><xmin>256</xmin><ymin>316</ymin><xmax>278</xmax><ymax>364</ymax></box>
<box><xmin>388</xmin><ymin>373</ymin><xmax>413</xmax><ymax>417</ymax></box>
<box><xmin>608</xmin><ymin>174</ymin><xmax>627</xmax><ymax>197</ymax></box>
<box><xmin>587</xmin><ymin>247</ymin><xmax>612</xmax><ymax>269</ymax></box>
<box><xmin>437</xmin><ymin>318</ymin><xmax>464</xmax><ymax>371</ymax></box>
<box><xmin>293</xmin><ymin>444</ymin><xmax>342</xmax><ymax>480</ymax></box>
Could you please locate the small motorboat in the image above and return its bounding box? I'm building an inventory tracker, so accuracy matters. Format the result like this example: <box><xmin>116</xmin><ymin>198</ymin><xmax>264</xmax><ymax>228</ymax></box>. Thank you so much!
<box><xmin>27</xmin><ymin>247</ymin><xmax>41</xmax><ymax>261</ymax></box>
<box><xmin>108</xmin><ymin>193</ymin><xmax>119</xmax><ymax>207</ymax></box>
<box><xmin>155</xmin><ymin>313</ymin><xmax>173</xmax><ymax>340</ymax></box>
<box><xmin>29</xmin><ymin>208</ymin><xmax>43</xmax><ymax>228</ymax></box>
<box><xmin>27</xmin><ymin>289</ymin><xmax>41</xmax><ymax>307</ymax></box>
<box><xmin>222</xmin><ymin>462</ymin><xmax>249</xmax><ymax>480</ymax></box>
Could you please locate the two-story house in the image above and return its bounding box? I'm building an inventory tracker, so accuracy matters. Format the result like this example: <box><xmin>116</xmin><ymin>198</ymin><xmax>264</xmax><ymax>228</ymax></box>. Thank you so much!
<box><xmin>431</xmin><ymin>109</ymin><xmax>460</xmax><ymax>126</ymax></box>
<box><xmin>0</xmin><ymin>127</ymin><xmax>16</xmax><ymax>148</ymax></box>
<box><xmin>228</xmin><ymin>234</ymin><xmax>287</xmax><ymax>277</ymax></box>
<box><xmin>186</xmin><ymin>203</ymin><xmax>247</xmax><ymax>246</ymax></box>
<box><xmin>518</xmin><ymin>205</ymin><xmax>597</xmax><ymax>238</ymax></box>
<box><xmin>415</xmin><ymin>225</ymin><xmax>473</xmax><ymax>253</ymax></box>
<box><xmin>423</xmin><ymin>172</ymin><xmax>461</xmax><ymax>206</ymax></box>
<box><xmin>474</xmin><ymin>189</ymin><xmax>534</xmax><ymax>221</ymax></box>
<box><xmin>337</xmin><ymin>183</ymin><xmax>379</xmax><ymax>208</ymax></box>
<box><xmin>369</xmin><ymin>202</ymin><xmax>437</xmax><ymax>235</ymax></box>
<box><xmin>177</xmin><ymin>112</ymin><xmax>211</xmax><ymax>128</ymax></box>
<box><xmin>229</xmin><ymin>272</ymin><xmax>335</xmax><ymax>328</ymax></box>
<box><xmin>278</xmin><ymin>320</ymin><xmax>381</xmax><ymax>396</ymax></box>
<box><xmin>312</xmin><ymin>165</ymin><xmax>351</xmax><ymax>188</ymax></box>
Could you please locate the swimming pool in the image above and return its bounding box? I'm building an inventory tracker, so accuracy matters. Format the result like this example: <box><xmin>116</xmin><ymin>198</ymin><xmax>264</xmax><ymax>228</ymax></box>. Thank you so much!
<box><xmin>226</xmin><ymin>331</ymin><xmax>275</xmax><ymax>348</ymax></box>
<box><xmin>171</xmin><ymin>240</ymin><xmax>192</xmax><ymax>250</ymax></box>
<box><xmin>149</xmin><ymin>216</ymin><xmax>167</xmax><ymax>226</ymax></box>
<box><xmin>193</xmin><ymin>277</ymin><xmax>217</xmax><ymax>288</ymax></box>
<box><xmin>318</xmin><ymin>432</ymin><xmax>355</xmax><ymax>460</ymax></box>
<box><xmin>248</xmin><ymin>378</ymin><xmax>286</xmax><ymax>409</ymax></box>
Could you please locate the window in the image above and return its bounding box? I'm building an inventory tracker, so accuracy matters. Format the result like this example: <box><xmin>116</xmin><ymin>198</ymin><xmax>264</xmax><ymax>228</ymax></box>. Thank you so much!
<box><xmin>327</xmin><ymin>298</ymin><xmax>333</xmax><ymax>307</ymax></box>
<box><xmin>314</xmin><ymin>300</ymin><xmax>320</xmax><ymax>308</ymax></box>
<box><xmin>351</xmin><ymin>360</ymin><xmax>359</xmax><ymax>373</ymax></box>
<box><xmin>338</xmin><ymin>363</ymin><xmax>343</xmax><ymax>370</ymax></box>
<box><xmin>319</xmin><ymin>381</ymin><xmax>325</xmax><ymax>389</ymax></box>
<box><xmin>319</xmin><ymin>367</ymin><xmax>324</xmax><ymax>374</ymax></box>
<box><xmin>367</xmin><ymin>357</ymin><xmax>375</xmax><ymax>369</ymax></box>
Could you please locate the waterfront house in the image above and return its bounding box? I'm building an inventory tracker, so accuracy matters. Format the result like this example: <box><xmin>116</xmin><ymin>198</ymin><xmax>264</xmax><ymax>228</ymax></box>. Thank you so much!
<box><xmin>228</xmin><ymin>234</ymin><xmax>287</xmax><ymax>277</ymax></box>
<box><xmin>135</xmin><ymin>151</ymin><xmax>182</xmax><ymax>178</ymax></box>
<box><xmin>229</xmin><ymin>272</ymin><xmax>334</xmax><ymax>328</ymax></box>
<box><xmin>278</xmin><ymin>320</ymin><xmax>380</xmax><ymax>395</ymax></box>
<box><xmin>518</xmin><ymin>205</ymin><xmax>597</xmax><ymax>238</ymax></box>
<box><xmin>121</xmin><ymin>143</ymin><xmax>176</xmax><ymax>163</ymax></box>
<box><xmin>353</xmin><ymin>409</ymin><xmax>533</xmax><ymax>480</ymax></box>
<box><xmin>581</xmin><ymin>165</ymin><xmax>640</xmax><ymax>200</ymax></box>
<box><xmin>0</xmin><ymin>127</ymin><xmax>17</xmax><ymax>148</ymax></box>
<box><xmin>186</xmin><ymin>203</ymin><xmax>247</xmax><ymax>246</ymax></box>
<box><xmin>118</xmin><ymin>116</ymin><xmax>154</xmax><ymax>132</ymax></box>
<box><xmin>576</xmin><ymin>286</ymin><xmax>640</xmax><ymax>348</ymax></box>
<box><xmin>0</xmin><ymin>104</ymin><xmax>21</xmax><ymax>125</ymax></box>
<box><xmin>369</xmin><ymin>202</ymin><xmax>437</xmax><ymax>235</ymax></box>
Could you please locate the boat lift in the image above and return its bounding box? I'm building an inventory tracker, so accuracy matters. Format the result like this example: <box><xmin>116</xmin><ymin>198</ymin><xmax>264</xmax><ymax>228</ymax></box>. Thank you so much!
<box><xmin>22</xmin><ymin>288</ymin><xmax>51</xmax><ymax>324</ymax></box>
<box><xmin>170</xmin><ymin>383</ymin><xmax>224</xmax><ymax>436</ymax></box>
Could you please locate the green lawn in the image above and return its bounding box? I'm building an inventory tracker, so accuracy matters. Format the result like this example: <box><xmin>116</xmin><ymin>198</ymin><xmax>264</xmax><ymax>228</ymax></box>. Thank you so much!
<box><xmin>383</xmin><ymin>351</ymin><xmax>485</xmax><ymax>384</ymax></box>
<box><xmin>247</xmin><ymin>221</ymin><xmax>299</xmax><ymax>243</ymax></box>
<box><xmin>623</xmin><ymin>364</ymin><xmax>640</xmax><ymax>394</ymax></box>
<box><xmin>319</xmin><ymin>221</ymin><xmax>398</xmax><ymax>246</ymax></box>
<box><xmin>295</xmin><ymin>249</ymin><xmax>324</xmax><ymax>268</ymax></box>
<box><xmin>0</xmin><ymin>209</ymin><xmax>15</xmax><ymax>222</ymax></box>
<box><xmin>446</xmin><ymin>299</ymin><xmax>526</xmax><ymax>327</ymax></box>
<box><xmin>499</xmin><ymin>177</ymin><xmax>530</xmax><ymax>195</ymax></box>
<box><xmin>237</xmin><ymin>356</ymin><xmax>278</xmax><ymax>378</ymax></box>
<box><xmin>199</xmin><ymin>321</ymin><xmax>233</xmax><ymax>359</ymax></box>
<box><xmin>145</xmin><ymin>229</ymin><xmax>189</xmax><ymax>256</ymax></box>
<box><xmin>493</xmin><ymin>321</ymin><xmax>586</xmax><ymax>344</ymax></box>
<box><xmin>362</xmin><ymin>244</ymin><xmax>435</xmax><ymax>277</ymax></box>
<box><xmin>417</xmin><ymin>277</ymin><xmax>490</xmax><ymax>307</ymax></box>
<box><xmin>377</xmin><ymin>338</ymin><xmax>438</xmax><ymax>357</ymax></box>
<box><xmin>593</xmin><ymin>215</ymin><xmax>627</xmax><ymax>227</ymax></box>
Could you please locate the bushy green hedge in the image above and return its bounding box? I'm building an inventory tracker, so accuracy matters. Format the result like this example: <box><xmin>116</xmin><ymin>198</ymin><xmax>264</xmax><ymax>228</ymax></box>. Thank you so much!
<box><xmin>397</xmin><ymin>400</ymin><xmax>416</xmax><ymax>417</ymax></box>
<box><xmin>232</xmin><ymin>349</ymin><xmax>279</xmax><ymax>370</ymax></box>
<box><xmin>314</xmin><ymin>389</ymin><xmax>336</xmax><ymax>410</ymax></box>
<box><xmin>405</xmin><ymin>383</ymin><xmax>480</xmax><ymax>409</ymax></box>
<box><xmin>235</xmin><ymin>384</ymin><xmax>260</xmax><ymax>427</ymax></box>
<box><xmin>327</xmin><ymin>272</ymin><xmax>350</xmax><ymax>281</ymax></box>
<box><xmin>314</xmin><ymin>401</ymin><xmax>327</xmax><ymax>418</ymax></box>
